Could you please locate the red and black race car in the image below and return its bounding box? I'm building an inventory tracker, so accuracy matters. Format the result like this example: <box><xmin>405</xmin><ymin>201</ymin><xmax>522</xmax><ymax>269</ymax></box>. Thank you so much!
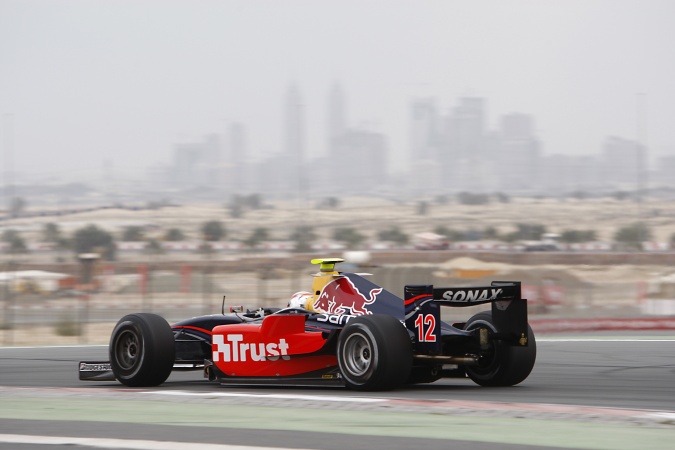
<box><xmin>80</xmin><ymin>258</ymin><xmax>536</xmax><ymax>391</ymax></box>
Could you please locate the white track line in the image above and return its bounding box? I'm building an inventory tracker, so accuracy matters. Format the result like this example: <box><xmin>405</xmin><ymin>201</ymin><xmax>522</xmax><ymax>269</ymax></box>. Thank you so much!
<box><xmin>538</xmin><ymin>338</ymin><xmax>675</xmax><ymax>342</ymax></box>
<box><xmin>0</xmin><ymin>434</ymin><xmax>315</xmax><ymax>450</ymax></box>
<box><xmin>141</xmin><ymin>390</ymin><xmax>385</xmax><ymax>403</ymax></box>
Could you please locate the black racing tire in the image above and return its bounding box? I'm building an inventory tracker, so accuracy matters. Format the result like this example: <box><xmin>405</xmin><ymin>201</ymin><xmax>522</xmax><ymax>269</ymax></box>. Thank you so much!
<box><xmin>109</xmin><ymin>313</ymin><xmax>175</xmax><ymax>387</ymax></box>
<box><xmin>464</xmin><ymin>311</ymin><xmax>536</xmax><ymax>387</ymax></box>
<box><xmin>337</xmin><ymin>315</ymin><xmax>412</xmax><ymax>391</ymax></box>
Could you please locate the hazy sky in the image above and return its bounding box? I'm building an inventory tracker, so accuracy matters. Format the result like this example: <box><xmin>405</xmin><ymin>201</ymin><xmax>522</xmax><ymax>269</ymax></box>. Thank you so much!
<box><xmin>2</xmin><ymin>0</ymin><xmax>675</xmax><ymax>182</ymax></box>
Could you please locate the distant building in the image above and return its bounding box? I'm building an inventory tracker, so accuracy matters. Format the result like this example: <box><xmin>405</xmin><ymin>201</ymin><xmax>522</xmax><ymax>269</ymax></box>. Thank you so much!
<box><xmin>497</xmin><ymin>113</ymin><xmax>541</xmax><ymax>192</ymax></box>
<box><xmin>410</xmin><ymin>98</ymin><xmax>440</xmax><ymax>162</ymax></box>
<box><xmin>170</xmin><ymin>134</ymin><xmax>221</xmax><ymax>187</ymax></box>
<box><xmin>539</xmin><ymin>154</ymin><xmax>600</xmax><ymax>194</ymax></box>
<box><xmin>442</xmin><ymin>97</ymin><xmax>487</xmax><ymax>191</ymax></box>
<box><xmin>226</xmin><ymin>123</ymin><xmax>249</xmax><ymax>193</ymax></box>
<box><xmin>601</xmin><ymin>136</ymin><xmax>641</xmax><ymax>189</ymax></box>
<box><xmin>285</xmin><ymin>83</ymin><xmax>305</xmax><ymax>183</ymax></box>
<box><xmin>409</xmin><ymin>98</ymin><xmax>442</xmax><ymax>194</ymax></box>
<box><xmin>327</xmin><ymin>83</ymin><xmax>347</xmax><ymax>155</ymax></box>
<box><xmin>653</xmin><ymin>155</ymin><xmax>675</xmax><ymax>188</ymax></box>
<box><xmin>330</xmin><ymin>129</ymin><xmax>388</xmax><ymax>194</ymax></box>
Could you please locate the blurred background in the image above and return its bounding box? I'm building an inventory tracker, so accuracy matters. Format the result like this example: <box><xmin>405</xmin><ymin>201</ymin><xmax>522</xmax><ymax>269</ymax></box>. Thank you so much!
<box><xmin>2</xmin><ymin>0</ymin><xmax>675</xmax><ymax>345</ymax></box>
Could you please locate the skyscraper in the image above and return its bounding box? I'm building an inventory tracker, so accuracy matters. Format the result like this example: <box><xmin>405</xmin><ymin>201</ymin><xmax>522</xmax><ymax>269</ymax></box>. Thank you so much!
<box><xmin>410</xmin><ymin>98</ymin><xmax>439</xmax><ymax>163</ymax></box>
<box><xmin>285</xmin><ymin>83</ymin><xmax>305</xmax><ymax>185</ymax></box>
<box><xmin>327</xmin><ymin>82</ymin><xmax>346</xmax><ymax>155</ymax></box>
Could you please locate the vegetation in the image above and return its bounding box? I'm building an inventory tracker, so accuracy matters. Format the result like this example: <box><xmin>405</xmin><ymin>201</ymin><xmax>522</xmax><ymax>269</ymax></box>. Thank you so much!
<box><xmin>72</xmin><ymin>224</ymin><xmax>116</xmax><ymax>260</ymax></box>
<box><xmin>229</xmin><ymin>194</ymin><xmax>265</xmax><ymax>218</ymax></box>
<box><xmin>434</xmin><ymin>225</ymin><xmax>467</xmax><ymax>242</ymax></box>
<box><xmin>1</xmin><ymin>229</ymin><xmax>27</xmax><ymax>253</ymax></box>
<box><xmin>54</xmin><ymin>316</ymin><xmax>81</xmax><ymax>336</ymax></box>
<box><xmin>495</xmin><ymin>192</ymin><xmax>510</xmax><ymax>203</ymax></box>
<box><xmin>378</xmin><ymin>226</ymin><xmax>409</xmax><ymax>245</ymax></box>
<box><xmin>201</xmin><ymin>220</ymin><xmax>226</xmax><ymax>241</ymax></box>
<box><xmin>611</xmin><ymin>191</ymin><xmax>631</xmax><ymax>201</ymax></box>
<box><xmin>512</xmin><ymin>223</ymin><xmax>547</xmax><ymax>241</ymax></box>
<box><xmin>416</xmin><ymin>201</ymin><xmax>429</xmax><ymax>215</ymax></box>
<box><xmin>614</xmin><ymin>223</ymin><xmax>652</xmax><ymax>250</ymax></box>
<box><xmin>121</xmin><ymin>226</ymin><xmax>145</xmax><ymax>241</ymax></box>
<box><xmin>164</xmin><ymin>228</ymin><xmax>186</xmax><ymax>241</ymax></box>
<box><xmin>317</xmin><ymin>197</ymin><xmax>340</xmax><ymax>209</ymax></box>
<box><xmin>457</xmin><ymin>192</ymin><xmax>490</xmax><ymax>205</ymax></box>
<box><xmin>43</xmin><ymin>223</ymin><xmax>61</xmax><ymax>242</ymax></box>
<box><xmin>144</xmin><ymin>238</ymin><xmax>163</xmax><ymax>255</ymax></box>
<box><xmin>483</xmin><ymin>226</ymin><xmax>499</xmax><ymax>240</ymax></box>
<box><xmin>290</xmin><ymin>225</ymin><xmax>316</xmax><ymax>253</ymax></box>
<box><xmin>560</xmin><ymin>229</ymin><xmax>597</xmax><ymax>243</ymax></box>
<box><xmin>9</xmin><ymin>197</ymin><xmax>26</xmax><ymax>217</ymax></box>
<box><xmin>244</xmin><ymin>227</ymin><xmax>270</xmax><ymax>248</ymax></box>
<box><xmin>333</xmin><ymin>227</ymin><xmax>366</xmax><ymax>249</ymax></box>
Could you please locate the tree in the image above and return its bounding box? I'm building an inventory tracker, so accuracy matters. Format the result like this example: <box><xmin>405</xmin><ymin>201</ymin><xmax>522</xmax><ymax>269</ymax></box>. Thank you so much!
<box><xmin>333</xmin><ymin>227</ymin><xmax>366</xmax><ymax>249</ymax></box>
<box><xmin>514</xmin><ymin>223</ymin><xmax>547</xmax><ymax>241</ymax></box>
<box><xmin>72</xmin><ymin>224</ymin><xmax>116</xmax><ymax>260</ymax></box>
<box><xmin>43</xmin><ymin>222</ymin><xmax>71</xmax><ymax>251</ymax></box>
<box><xmin>1</xmin><ymin>229</ymin><xmax>27</xmax><ymax>254</ymax></box>
<box><xmin>9</xmin><ymin>197</ymin><xmax>26</xmax><ymax>217</ymax></box>
<box><xmin>164</xmin><ymin>228</ymin><xmax>185</xmax><ymax>241</ymax></box>
<box><xmin>201</xmin><ymin>220</ymin><xmax>226</xmax><ymax>241</ymax></box>
<box><xmin>229</xmin><ymin>202</ymin><xmax>244</xmax><ymax>219</ymax></box>
<box><xmin>611</xmin><ymin>191</ymin><xmax>630</xmax><ymax>201</ymax></box>
<box><xmin>244</xmin><ymin>227</ymin><xmax>269</xmax><ymax>248</ymax></box>
<box><xmin>378</xmin><ymin>226</ymin><xmax>409</xmax><ymax>245</ymax></box>
<box><xmin>416</xmin><ymin>201</ymin><xmax>429</xmax><ymax>215</ymax></box>
<box><xmin>495</xmin><ymin>192</ymin><xmax>510</xmax><ymax>203</ymax></box>
<box><xmin>317</xmin><ymin>197</ymin><xmax>340</xmax><ymax>209</ymax></box>
<box><xmin>614</xmin><ymin>223</ymin><xmax>652</xmax><ymax>250</ymax></box>
<box><xmin>144</xmin><ymin>238</ymin><xmax>163</xmax><ymax>255</ymax></box>
<box><xmin>43</xmin><ymin>223</ymin><xmax>61</xmax><ymax>242</ymax></box>
<box><xmin>290</xmin><ymin>225</ymin><xmax>316</xmax><ymax>253</ymax></box>
<box><xmin>434</xmin><ymin>225</ymin><xmax>465</xmax><ymax>241</ymax></box>
<box><xmin>560</xmin><ymin>229</ymin><xmax>597</xmax><ymax>243</ymax></box>
<box><xmin>483</xmin><ymin>226</ymin><xmax>499</xmax><ymax>240</ymax></box>
<box><xmin>122</xmin><ymin>226</ymin><xmax>144</xmax><ymax>241</ymax></box>
<box><xmin>457</xmin><ymin>192</ymin><xmax>490</xmax><ymax>205</ymax></box>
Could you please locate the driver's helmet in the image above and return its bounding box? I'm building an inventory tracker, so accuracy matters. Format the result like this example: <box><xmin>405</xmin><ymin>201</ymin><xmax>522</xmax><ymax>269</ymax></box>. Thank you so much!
<box><xmin>288</xmin><ymin>291</ymin><xmax>313</xmax><ymax>309</ymax></box>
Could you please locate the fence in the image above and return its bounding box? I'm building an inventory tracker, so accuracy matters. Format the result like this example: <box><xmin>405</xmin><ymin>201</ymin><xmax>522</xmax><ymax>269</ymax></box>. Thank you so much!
<box><xmin>0</xmin><ymin>257</ymin><xmax>659</xmax><ymax>346</ymax></box>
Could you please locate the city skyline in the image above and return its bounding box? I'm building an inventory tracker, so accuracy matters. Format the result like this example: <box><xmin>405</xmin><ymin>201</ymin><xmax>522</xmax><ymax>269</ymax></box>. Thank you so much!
<box><xmin>2</xmin><ymin>1</ymin><xmax>675</xmax><ymax>186</ymax></box>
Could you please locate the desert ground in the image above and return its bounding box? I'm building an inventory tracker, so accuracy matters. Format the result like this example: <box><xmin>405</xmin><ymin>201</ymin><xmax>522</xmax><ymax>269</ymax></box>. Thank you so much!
<box><xmin>2</xmin><ymin>195</ymin><xmax>675</xmax><ymax>346</ymax></box>
<box><xmin>4</xmin><ymin>195</ymin><xmax>675</xmax><ymax>244</ymax></box>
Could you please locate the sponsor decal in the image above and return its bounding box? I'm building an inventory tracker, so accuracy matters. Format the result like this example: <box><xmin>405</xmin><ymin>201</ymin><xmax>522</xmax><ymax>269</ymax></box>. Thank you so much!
<box><xmin>79</xmin><ymin>363</ymin><xmax>111</xmax><ymax>372</ymax></box>
<box><xmin>441</xmin><ymin>288</ymin><xmax>503</xmax><ymax>302</ymax></box>
<box><xmin>213</xmin><ymin>334</ymin><xmax>290</xmax><ymax>362</ymax></box>
<box><xmin>313</xmin><ymin>277</ymin><xmax>382</xmax><ymax>315</ymax></box>
<box><xmin>316</xmin><ymin>313</ymin><xmax>356</xmax><ymax>325</ymax></box>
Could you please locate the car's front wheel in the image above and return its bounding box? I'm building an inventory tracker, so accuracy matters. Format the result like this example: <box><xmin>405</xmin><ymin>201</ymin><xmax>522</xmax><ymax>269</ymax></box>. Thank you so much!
<box><xmin>109</xmin><ymin>313</ymin><xmax>175</xmax><ymax>387</ymax></box>
<box><xmin>337</xmin><ymin>315</ymin><xmax>412</xmax><ymax>391</ymax></box>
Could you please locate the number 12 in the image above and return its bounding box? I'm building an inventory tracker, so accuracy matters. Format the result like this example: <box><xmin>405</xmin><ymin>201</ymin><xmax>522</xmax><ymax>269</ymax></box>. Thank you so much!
<box><xmin>414</xmin><ymin>314</ymin><xmax>436</xmax><ymax>342</ymax></box>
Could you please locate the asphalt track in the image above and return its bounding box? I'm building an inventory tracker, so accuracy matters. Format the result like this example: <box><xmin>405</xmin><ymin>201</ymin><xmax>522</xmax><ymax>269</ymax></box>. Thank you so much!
<box><xmin>0</xmin><ymin>334</ymin><xmax>674</xmax><ymax>450</ymax></box>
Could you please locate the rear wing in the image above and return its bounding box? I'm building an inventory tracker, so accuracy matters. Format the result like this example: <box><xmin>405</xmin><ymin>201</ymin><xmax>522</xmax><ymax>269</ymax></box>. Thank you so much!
<box><xmin>404</xmin><ymin>281</ymin><xmax>529</xmax><ymax>347</ymax></box>
<box><xmin>432</xmin><ymin>281</ymin><xmax>521</xmax><ymax>306</ymax></box>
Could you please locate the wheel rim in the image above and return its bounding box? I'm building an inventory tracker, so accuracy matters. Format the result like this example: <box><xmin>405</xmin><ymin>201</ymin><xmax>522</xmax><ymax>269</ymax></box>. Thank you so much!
<box><xmin>115</xmin><ymin>329</ymin><xmax>141</xmax><ymax>371</ymax></box>
<box><xmin>342</xmin><ymin>332</ymin><xmax>373</xmax><ymax>377</ymax></box>
<box><xmin>466</xmin><ymin>320</ymin><xmax>499</xmax><ymax>377</ymax></box>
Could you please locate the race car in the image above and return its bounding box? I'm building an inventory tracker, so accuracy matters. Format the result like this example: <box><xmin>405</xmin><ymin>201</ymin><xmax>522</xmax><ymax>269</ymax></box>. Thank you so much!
<box><xmin>80</xmin><ymin>258</ymin><xmax>536</xmax><ymax>391</ymax></box>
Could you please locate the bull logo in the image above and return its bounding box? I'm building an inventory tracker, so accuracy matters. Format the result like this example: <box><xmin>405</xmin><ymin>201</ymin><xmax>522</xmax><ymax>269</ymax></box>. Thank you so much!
<box><xmin>313</xmin><ymin>277</ymin><xmax>382</xmax><ymax>316</ymax></box>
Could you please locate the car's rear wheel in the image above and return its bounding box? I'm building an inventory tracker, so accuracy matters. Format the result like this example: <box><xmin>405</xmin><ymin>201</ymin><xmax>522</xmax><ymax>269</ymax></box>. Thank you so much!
<box><xmin>463</xmin><ymin>311</ymin><xmax>536</xmax><ymax>386</ymax></box>
<box><xmin>337</xmin><ymin>315</ymin><xmax>412</xmax><ymax>391</ymax></box>
<box><xmin>109</xmin><ymin>313</ymin><xmax>175</xmax><ymax>387</ymax></box>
